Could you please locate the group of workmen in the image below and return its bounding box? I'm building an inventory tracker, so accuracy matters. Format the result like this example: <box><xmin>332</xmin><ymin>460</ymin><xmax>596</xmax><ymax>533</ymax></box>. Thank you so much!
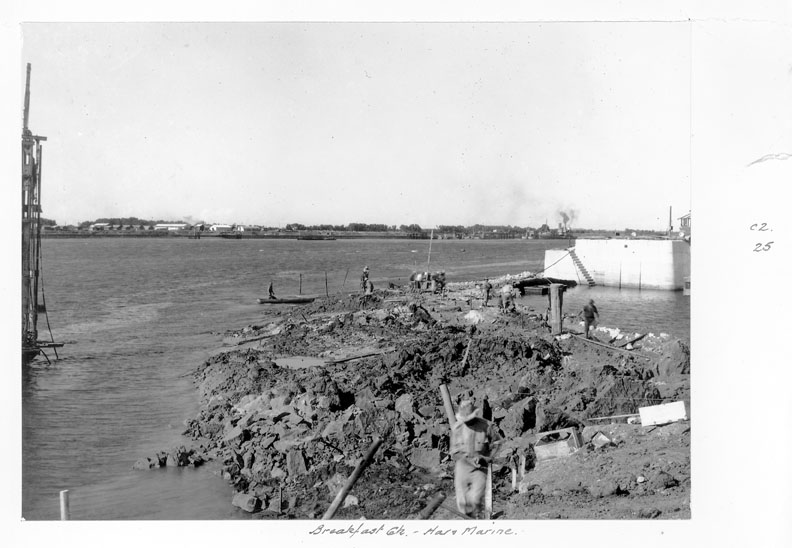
<box><xmin>483</xmin><ymin>279</ymin><xmax>518</xmax><ymax>312</ymax></box>
<box><xmin>408</xmin><ymin>270</ymin><xmax>446</xmax><ymax>293</ymax></box>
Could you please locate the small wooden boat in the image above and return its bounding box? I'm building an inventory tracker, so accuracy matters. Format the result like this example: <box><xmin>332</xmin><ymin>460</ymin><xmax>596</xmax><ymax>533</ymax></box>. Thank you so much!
<box><xmin>257</xmin><ymin>296</ymin><xmax>315</xmax><ymax>304</ymax></box>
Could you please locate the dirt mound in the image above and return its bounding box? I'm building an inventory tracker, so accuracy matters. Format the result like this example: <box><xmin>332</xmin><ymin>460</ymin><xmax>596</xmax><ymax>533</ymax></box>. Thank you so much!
<box><xmin>180</xmin><ymin>285</ymin><xmax>689</xmax><ymax>519</ymax></box>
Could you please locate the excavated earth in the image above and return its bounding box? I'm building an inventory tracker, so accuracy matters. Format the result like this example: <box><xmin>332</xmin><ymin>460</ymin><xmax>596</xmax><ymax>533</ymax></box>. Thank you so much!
<box><xmin>174</xmin><ymin>278</ymin><xmax>690</xmax><ymax>520</ymax></box>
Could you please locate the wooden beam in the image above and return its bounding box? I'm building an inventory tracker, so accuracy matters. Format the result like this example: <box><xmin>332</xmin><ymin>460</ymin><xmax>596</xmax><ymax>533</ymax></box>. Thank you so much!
<box><xmin>571</xmin><ymin>333</ymin><xmax>649</xmax><ymax>358</ymax></box>
<box><xmin>416</xmin><ymin>491</ymin><xmax>446</xmax><ymax>519</ymax></box>
<box><xmin>588</xmin><ymin>412</ymin><xmax>640</xmax><ymax>421</ymax></box>
<box><xmin>324</xmin><ymin>348</ymin><xmax>395</xmax><ymax>365</ymax></box>
<box><xmin>322</xmin><ymin>437</ymin><xmax>383</xmax><ymax>520</ymax></box>
<box><xmin>439</xmin><ymin>384</ymin><xmax>456</xmax><ymax>427</ymax></box>
<box><xmin>616</xmin><ymin>333</ymin><xmax>647</xmax><ymax>348</ymax></box>
<box><xmin>549</xmin><ymin>284</ymin><xmax>564</xmax><ymax>335</ymax></box>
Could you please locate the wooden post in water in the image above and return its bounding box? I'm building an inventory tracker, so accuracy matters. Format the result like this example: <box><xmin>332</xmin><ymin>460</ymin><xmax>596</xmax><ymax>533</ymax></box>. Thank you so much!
<box><xmin>325</xmin><ymin>271</ymin><xmax>329</xmax><ymax>297</ymax></box>
<box><xmin>59</xmin><ymin>489</ymin><xmax>70</xmax><ymax>520</ymax></box>
<box><xmin>299</xmin><ymin>273</ymin><xmax>302</xmax><ymax>295</ymax></box>
<box><xmin>549</xmin><ymin>283</ymin><xmax>563</xmax><ymax>335</ymax></box>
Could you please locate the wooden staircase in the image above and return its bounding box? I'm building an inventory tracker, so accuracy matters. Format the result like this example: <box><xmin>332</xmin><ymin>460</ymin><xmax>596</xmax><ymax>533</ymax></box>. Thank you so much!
<box><xmin>569</xmin><ymin>248</ymin><xmax>596</xmax><ymax>286</ymax></box>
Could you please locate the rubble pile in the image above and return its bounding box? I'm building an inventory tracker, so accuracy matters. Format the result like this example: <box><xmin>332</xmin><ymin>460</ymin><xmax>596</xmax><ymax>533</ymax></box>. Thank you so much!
<box><xmin>139</xmin><ymin>278</ymin><xmax>691</xmax><ymax>519</ymax></box>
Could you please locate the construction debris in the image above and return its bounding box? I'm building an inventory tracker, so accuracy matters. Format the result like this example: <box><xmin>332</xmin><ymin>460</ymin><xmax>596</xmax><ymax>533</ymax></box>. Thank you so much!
<box><xmin>638</xmin><ymin>401</ymin><xmax>688</xmax><ymax>426</ymax></box>
<box><xmin>173</xmin><ymin>278</ymin><xmax>690</xmax><ymax>519</ymax></box>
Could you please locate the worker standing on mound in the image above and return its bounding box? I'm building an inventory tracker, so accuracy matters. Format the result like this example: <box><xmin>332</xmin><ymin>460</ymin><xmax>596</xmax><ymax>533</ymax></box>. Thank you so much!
<box><xmin>500</xmin><ymin>282</ymin><xmax>516</xmax><ymax>312</ymax></box>
<box><xmin>360</xmin><ymin>266</ymin><xmax>370</xmax><ymax>291</ymax></box>
<box><xmin>483</xmin><ymin>278</ymin><xmax>492</xmax><ymax>306</ymax></box>
<box><xmin>582</xmin><ymin>298</ymin><xmax>599</xmax><ymax>339</ymax></box>
<box><xmin>450</xmin><ymin>400</ymin><xmax>503</xmax><ymax>519</ymax></box>
<box><xmin>267</xmin><ymin>281</ymin><xmax>276</xmax><ymax>300</ymax></box>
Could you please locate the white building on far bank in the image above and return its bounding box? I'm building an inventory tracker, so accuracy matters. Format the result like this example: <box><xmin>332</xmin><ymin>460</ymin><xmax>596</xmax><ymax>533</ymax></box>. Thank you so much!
<box><xmin>153</xmin><ymin>223</ymin><xmax>190</xmax><ymax>231</ymax></box>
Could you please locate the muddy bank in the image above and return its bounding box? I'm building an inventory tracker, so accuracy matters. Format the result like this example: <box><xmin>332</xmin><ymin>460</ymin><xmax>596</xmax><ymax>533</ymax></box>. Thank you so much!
<box><xmin>171</xmin><ymin>277</ymin><xmax>690</xmax><ymax>519</ymax></box>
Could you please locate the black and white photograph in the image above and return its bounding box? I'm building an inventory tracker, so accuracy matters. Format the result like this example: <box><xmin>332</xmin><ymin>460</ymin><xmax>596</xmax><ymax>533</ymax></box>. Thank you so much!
<box><xmin>5</xmin><ymin>3</ymin><xmax>791</xmax><ymax>547</ymax></box>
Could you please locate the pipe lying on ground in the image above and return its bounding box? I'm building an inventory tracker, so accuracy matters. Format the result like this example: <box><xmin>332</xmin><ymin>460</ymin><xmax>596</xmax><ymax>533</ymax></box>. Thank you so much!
<box><xmin>617</xmin><ymin>333</ymin><xmax>648</xmax><ymax>348</ymax></box>
<box><xmin>571</xmin><ymin>333</ymin><xmax>650</xmax><ymax>359</ymax></box>
<box><xmin>588</xmin><ymin>412</ymin><xmax>640</xmax><ymax>421</ymax></box>
<box><xmin>324</xmin><ymin>348</ymin><xmax>394</xmax><ymax>365</ymax></box>
<box><xmin>322</xmin><ymin>437</ymin><xmax>383</xmax><ymax>520</ymax></box>
<box><xmin>416</xmin><ymin>491</ymin><xmax>446</xmax><ymax>519</ymax></box>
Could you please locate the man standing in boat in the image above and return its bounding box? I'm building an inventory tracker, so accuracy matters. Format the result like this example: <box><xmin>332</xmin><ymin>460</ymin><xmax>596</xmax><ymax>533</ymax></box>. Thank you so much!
<box><xmin>268</xmin><ymin>281</ymin><xmax>277</xmax><ymax>300</ymax></box>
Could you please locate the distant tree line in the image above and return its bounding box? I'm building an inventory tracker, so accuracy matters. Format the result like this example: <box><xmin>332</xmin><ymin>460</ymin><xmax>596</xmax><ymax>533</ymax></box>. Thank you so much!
<box><xmin>74</xmin><ymin>217</ymin><xmax>186</xmax><ymax>229</ymax></box>
<box><xmin>57</xmin><ymin>217</ymin><xmax>664</xmax><ymax>234</ymax></box>
<box><xmin>285</xmin><ymin>223</ymin><xmax>419</xmax><ymax>232</ymax></box>
<box><xmin>436</xmin><ymin>224</ymin><xmax>530</xmax><ymax>235</ymax></box>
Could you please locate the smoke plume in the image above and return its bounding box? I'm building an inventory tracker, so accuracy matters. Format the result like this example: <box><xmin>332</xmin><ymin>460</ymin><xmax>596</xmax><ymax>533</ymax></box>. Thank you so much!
<box><xmin>557</xmin><ymin>208</ymin><xmax>578</xmax><ymax>229</ymax></box>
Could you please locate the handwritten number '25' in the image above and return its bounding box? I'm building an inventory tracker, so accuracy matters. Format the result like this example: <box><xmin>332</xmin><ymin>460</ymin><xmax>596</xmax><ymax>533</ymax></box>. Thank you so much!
<box><xmin>753</xmin><ymin>242</ymin><xmax>773</xmax><ymax>252</ymax></box>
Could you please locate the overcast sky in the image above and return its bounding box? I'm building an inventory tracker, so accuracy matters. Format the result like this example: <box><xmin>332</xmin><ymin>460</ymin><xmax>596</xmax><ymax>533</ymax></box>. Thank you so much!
<box><xmin>21</xmin><ymin>22</ymin><xmax>690</xmax><ymax>230</ymax></box>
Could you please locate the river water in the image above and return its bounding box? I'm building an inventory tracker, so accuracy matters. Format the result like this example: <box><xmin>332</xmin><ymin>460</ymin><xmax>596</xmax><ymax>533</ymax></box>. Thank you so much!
<box><xmin>22</xmin><ymin>237</ymin><xmax>689</xmax><ymax>520</ymax></box>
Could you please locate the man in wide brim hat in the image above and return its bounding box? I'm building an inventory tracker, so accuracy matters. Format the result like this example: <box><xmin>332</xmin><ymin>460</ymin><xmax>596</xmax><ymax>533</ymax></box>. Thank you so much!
<box><xmin>450</xmin><ymin>400</ymin><xmax>503</xmax><ymax>518</ymax></box>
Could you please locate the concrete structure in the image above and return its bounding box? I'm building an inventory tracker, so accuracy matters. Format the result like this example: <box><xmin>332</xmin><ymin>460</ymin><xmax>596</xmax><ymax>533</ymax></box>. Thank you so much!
<box><xmin>543</xmin><ymin>238</ymin><xmax>691</xmax><ymax>290</ymax></box>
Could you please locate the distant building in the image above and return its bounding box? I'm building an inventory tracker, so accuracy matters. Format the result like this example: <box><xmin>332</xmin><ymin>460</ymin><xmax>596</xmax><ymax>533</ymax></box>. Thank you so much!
<box><xmin>209</xmin><ymin>224</ymin><xmax>233</xmax><ymax>232</ymax></box>
<box><xmin>154</xmin><ymin>223</ymin><xmax>190</xmax><ymax>231</ymax></box>
<box><xmin>89</xmin><ymin>223</ymin><xmax>110</xmax><ymax>231</ymax></box>
<box><xmin>679</xmin><ymin>213</ymin><xmax>691</xmax><ymax>237</ymax></box>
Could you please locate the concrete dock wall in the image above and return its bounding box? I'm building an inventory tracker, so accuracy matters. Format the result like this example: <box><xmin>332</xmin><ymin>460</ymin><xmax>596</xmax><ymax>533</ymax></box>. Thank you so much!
<box><xmin>543</xmin><ymin>239</ymin><xmax>690</xmax><ymax>290</ymax></box>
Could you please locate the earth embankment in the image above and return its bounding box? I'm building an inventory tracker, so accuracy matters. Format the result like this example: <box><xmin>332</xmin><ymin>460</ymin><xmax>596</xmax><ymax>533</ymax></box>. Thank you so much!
<box><xmin>176</xmin><ymin>277</ymin><xmax>690</xmax><ymax>519</ymax></box>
